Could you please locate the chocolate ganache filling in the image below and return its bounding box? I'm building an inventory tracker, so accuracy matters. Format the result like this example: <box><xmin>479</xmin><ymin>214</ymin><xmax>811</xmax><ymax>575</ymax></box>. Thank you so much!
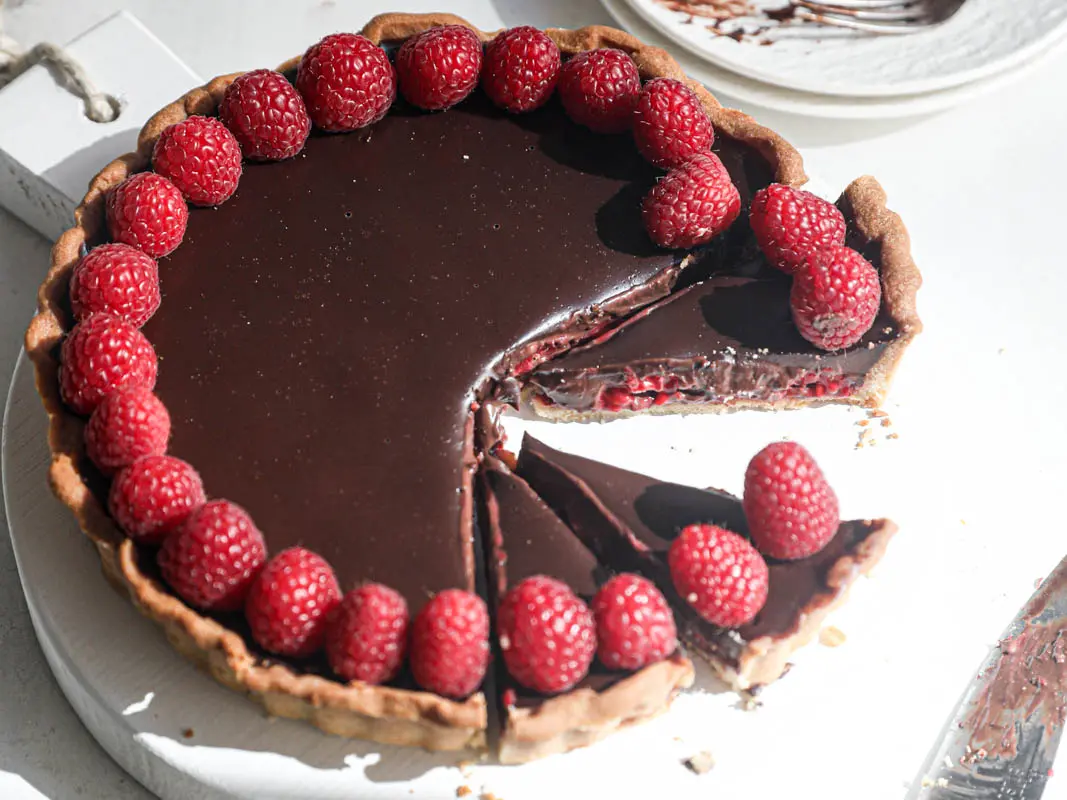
<box><xmin>140</xmin><ymin>91</ymin><xmax>774</xmax><ymax>631</ymax></box>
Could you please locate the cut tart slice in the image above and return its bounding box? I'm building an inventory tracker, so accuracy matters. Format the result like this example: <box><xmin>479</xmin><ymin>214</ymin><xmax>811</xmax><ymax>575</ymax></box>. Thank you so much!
<box><xmin>480</xmin><ymin>455</ymin><xmax>694</xmax><ymax>763</ymax></box>
<box><xmin>524</xmin><ymin>176</ymin><xmax>922</xmax><ymax>419</ymax></box>
<box><xmin>516</xmin><ymin>434</ymin><xmax>897</xmax><ymax>692</ymax></box>
<box><xmin>25</xmin><ymin>13</ymin><xmax>805</xmax><ymax>752</ymax></box>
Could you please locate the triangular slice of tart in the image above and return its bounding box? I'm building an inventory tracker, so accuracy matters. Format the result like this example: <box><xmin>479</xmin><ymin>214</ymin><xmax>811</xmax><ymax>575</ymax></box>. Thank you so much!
<box><xmin>480</xmin><ymin>455</ymin><xmax>693</xmax><ymax>763</ymax></box>
<box><xmin>516</xmin><ymin>435</ymin><xmax>896</xmax><ymax>693</ymax></box>
<box><xmin>524</xmin><ymin>176</ymin><xmax>921</xmax><ymax>419</ymax></box>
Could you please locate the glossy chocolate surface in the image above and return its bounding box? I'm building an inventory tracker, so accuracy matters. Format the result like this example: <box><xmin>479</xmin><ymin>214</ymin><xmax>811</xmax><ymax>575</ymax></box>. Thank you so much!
<box><xmin>517</xmin><ymin>435</ymin><xmax>883</xmax><ymax>667</ymax></box>
<box><xmin>142</xmin><ymin>92</ymin><xmax>690</xmax><ymax>607</ymax></box>
<box><xmin>529</xmin><ymin>204</ymin><xmax>902</xmax><ymax>410</ymax></box>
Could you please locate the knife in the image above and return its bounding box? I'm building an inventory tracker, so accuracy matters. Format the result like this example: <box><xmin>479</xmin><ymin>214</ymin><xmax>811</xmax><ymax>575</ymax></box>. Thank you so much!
<box><xmin>910</xmin><ymin>556</ymin><xmax>1067</xmax><ymax>799</ymax></box>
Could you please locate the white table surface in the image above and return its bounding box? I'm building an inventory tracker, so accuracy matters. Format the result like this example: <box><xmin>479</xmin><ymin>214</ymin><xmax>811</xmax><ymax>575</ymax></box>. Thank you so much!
<box><xmin>2</xmin><ymin>1</ymin><xmax>1066</xmax><ymax>798</ymax></box>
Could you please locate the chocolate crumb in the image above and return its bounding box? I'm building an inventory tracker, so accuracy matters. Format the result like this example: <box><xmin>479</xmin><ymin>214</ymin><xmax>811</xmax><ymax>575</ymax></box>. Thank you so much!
<box><xmin>181</xmin><ymin>728</ymin><xmax>194</xmax><ymax>739</ymax></box>
<box><xmin>457</xmin><ymin>787</ymin><xmax>473</xmax><ymax>798</ymax></box>
<box><xmin>684</xmin><ymin>750</ymin><xmax>716</xmax><ymax>775</ymax></box>
<box><xmin>820</xmin><ymin>626</ymin><xmax>847</xmax><ymax>647</ymax></box>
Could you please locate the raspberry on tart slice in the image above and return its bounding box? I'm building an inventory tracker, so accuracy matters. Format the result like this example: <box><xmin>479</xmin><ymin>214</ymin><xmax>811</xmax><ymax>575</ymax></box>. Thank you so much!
<box><xmin>396</xmin><ymin>25</ymin><xmax>483</xmax><ymax>111</ymax></box>
<box><xmin>593</xmin><ymin>573</ymin><xmax>678</xmax><ymax>671</ymax></box>
<box><xmin>69</xmin><ymin>244</ymin><xmax>160</xmax><ymax>328</ymax></box>
<box><xmin>632</xmin><ymin>78</ymin><xmax>715</xmax><ymax>169</ymax></box>
<box><xmin>326</xmin><ymin>583</ymin><xmax>409</xmax><ymax>685</ymax></box>
<box><xmin>296</xmin><ymin>33</ymin><xmax>396</xmax><ymax>131</ymax></box>
<box><xmin>517</xmin><ymin>435</ymin><xmax>897</xmax><ymax>693</ymax></box>
<box><xmin>791</xmin><ymin>244</ymin><xmax>882</xmax><ymax>351</ymax></box>
<box><xmin>643</xmin><ymin>152</ymin><xmax>741</xmax><ymax>249</ymax></box>
<box><xmin>410</xmin><ymin>588</ymin><xmax>490</xmax><ymax>699</ymax></box>
<box><xmin>524</xmin><ymin>177</ymin><xmax>920</xmax><ymax>419</ymax></box>
<box><xmin>480</xmin><ymin>455</ymin><xmax>692</xmax><ymax>763</ymax></box>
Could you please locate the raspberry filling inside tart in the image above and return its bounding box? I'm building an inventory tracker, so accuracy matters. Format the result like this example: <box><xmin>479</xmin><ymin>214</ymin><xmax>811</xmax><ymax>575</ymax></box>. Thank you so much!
<box><xmin>517</xmin><ymin>435</ymin><xmax>894</xmax><ymax>690</ymax></box>
<box><xmin>526</xmin><ymin>210</ymin><xmax>903</xmax><ymax>415</ymax></box>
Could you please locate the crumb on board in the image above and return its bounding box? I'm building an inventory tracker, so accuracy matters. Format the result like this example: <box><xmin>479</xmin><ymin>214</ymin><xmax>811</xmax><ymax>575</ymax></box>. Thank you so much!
<box><xmin>181</xmin><ymin>728</ymin><xmax>194</xmax><ymax>739</ymax></box>
<box><xmin>684</xmin><ymin>750</ymin><xmax>716</xmax><ymax>775</ymax></box>
<box><xmin>820</xmin><ymin>626</ymin><xmax>847</xmax><ymax>647</ymax></box>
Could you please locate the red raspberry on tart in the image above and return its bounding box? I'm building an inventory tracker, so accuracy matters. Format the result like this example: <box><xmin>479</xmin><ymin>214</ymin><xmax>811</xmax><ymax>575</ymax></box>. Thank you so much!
<box><xmin>632</xmin><ymin>77</ymin><xmax>715</xmax><ymax>169</ymax></box>
<box><xmin>668</xmin><ymin>523</ymin><xmax>769</xmax><ymax>628</ymax></box>
<box><xmin>59</xmin><ymin>314</ymin><xmax>157</xmax><ymax>416</ymax></box>
<box><xmin>106</xmin><ymin>172</ymin><xmax>188</xmax><ymax>258</ymax></box>
<box><xmin>245</xmin><ymin>547</ymin><xmax>341</xmax><ymax>658</ymax></box>
<box><xmin>84</xmin><ymin>387</ymin><xmax>170</xmax><ymax>475</ymax></box>
<box><xmin>396</xmin><ymin>24</ymin><xmax>483</xmax><ymax>111</ymax></box>
<box><xmin>69</xmin><ymin>243</ymin><xmax>160</xmax><ymax>328</ymax></box>
<box><xmin>557</xmin><ymin>48</ymin><xmax>641</xmax><ymax>134</ymax></box>
<box><xmin>593</xmin><ymin>573</ymin><xmax>677</xmax><ymax>671</ymax></box>
<box><xmin>219</xmin><ymin>69</ymin><xmax>311</xmax><ymax>161</ymax></box>
<box><xmin>410</xmin><ymin>589</ymin><xmax>490</xmax><ymax>699</ymax></box>
<box><xmin>743</xmin><ymin>441</ymin><xmax>840</xmax><ymax>560</ymax></box>
<box><xmin>108</xmin><ymin>455</ymin><xmax>205</xmax><ymax>545</ymax></box>
<box><xmin>296</xmin><ymin>33</ymin><xmax>396</xmax><ymax>132</ymax></box>
<box><xmin>791</xmin><ymin>245</ymin><xmax>882</xmax><ymax>351</ymax></box>
<box><xmin>327</xmin><ymin>583</ymin><xmax>409</xmax><ymax>684</ymax></box>
<box><xmin>159</xmin><ymin>499</ymin><xmax>267</xmax><ymax>612</ymax></box>
<box><xmin>498</xmin><ymin>575</ymin><xmax>596</xmax><ymax>694</ymax></box>
<box><xmin>481</xmin><ymin>26</ymin><xmax>561</xmax><ymax>113</ymax></box>
<box><xmin>643</xmin><ymin>152</ymin><xmax>741</xmax><ymax>249</ymax></box>
<box><xmin>151</xmin><ymin>116</ymin><xmax>243</xmax><ymax>207</ymax></box>
<box><xmin>750</xmin><ymin>183</ymin><xmax>848</xmax><ymax>274</ymax></box>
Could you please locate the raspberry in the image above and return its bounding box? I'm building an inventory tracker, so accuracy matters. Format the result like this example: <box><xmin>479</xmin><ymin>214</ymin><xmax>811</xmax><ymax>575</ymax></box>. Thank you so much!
<box><xmin>69</xmin><ymin>243</ymin><xmax>160</xmax><ymax>327</ymax></box>
<box><xmin>791</xmin><ymin>245</ymin><xmax>881</xmax><ymax>351</ymax></box>
<box><xmin>296</xmin><ymin>33</ymin><xmax>395</xmax><ymax>132</ymax></box>
<box><xmin>84</xmin><ymin>388</ymin><xmax>169</xmax><ymax>475</ymax></box>
<box><xmin>219</xmin><ymin>69</ymin><xmax>311</xmax><ymax>161</ymax></box>
<box><xmin>396</xmin><ymin>25</ymin><xmax>483</xmax><ymax>112</ymax></box>
<box><xmin>643</xmin><ymin>152</ymin><xmax>740</xmax><ymax>249</ymax></box>
<box><xmin>159</xmin><ymin>500</ymin><xmax>267</xmax><ymax>612</ymax></box>
<box><xmin>593</xmin><ymin>573</ymin><xmax>677</xmax><ymax>671</ymax></box>
<box><xmin>668</xmin><ymin>524</ymin><xmax>768</xmax><ymax>628</ymax></box>
<box><xmin>245</xmin><ymin>547</ymin><xmax>341</xmax><ymax>658</ymax></box>
<box><xmin>750</xmin><ymin>184</ymin><xmax>847</xmax><ymax>273</ymax></box>
<box><xmin>557</xmin><ymin>49</ymin><xmax>641</xmax><ymax>134</ymax></box>
<box><xmin>106</xmin><ymin>172</ymin><xmax>188</xmax><ymax>258</ymax></box>
<box><xmin>151</xmin><ymin>116</ymin><xmax>243</xmax><ymax>207</ymax></box>
<box><xmin>59</xmin><ymin>314</ymin><xmax>157</xmax><ymax>416</ymax></box>
<box><xmin>326</xmin><ymin>583</ymin><xmax>409</xmax><ymax>684</ymax></box>
<box><xmin>410</xmin><ymin>589</ymin><xmax>490</xmax><ymax>698</ymax></box>
<box><xmin>481</xmin><ymin>26</ymin><xmax>561</xmax><ymax>113</ymax></box>
<box><xmin>498</xmin><ymin>575</ymin><xmax>596</xmax><ymax>694</ymax></box>
<box><xmin>632</xmin><ymin>78</ymin><xmax>715</xmax><ymax>169</ymax></box>
<box><xmin>743</xmin><ymin>442</ymin><xmax>840</xmax><ymax>560</ymax></box>
<box><xmin>108</xmin><ymin>455</ymin><xmax>205</xmax><ymax>545</ymax></box>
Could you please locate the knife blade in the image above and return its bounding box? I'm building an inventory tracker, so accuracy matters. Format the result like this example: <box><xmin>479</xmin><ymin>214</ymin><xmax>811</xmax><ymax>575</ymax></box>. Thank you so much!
<box><xmin>910</xmin><ymin>556</ymin><xmax>1067</xmax><ymax>799</ymax></box>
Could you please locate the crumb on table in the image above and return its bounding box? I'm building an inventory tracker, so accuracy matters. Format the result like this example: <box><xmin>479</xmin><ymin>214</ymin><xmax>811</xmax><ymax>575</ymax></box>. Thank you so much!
<box><xmin>684</xmin><ymin>750</ymin><xmax>716</xmax><ymax>775</ymax></box>
<box><xmin>819</xmin><ymin>626</ymin><xmax>847</xmax><ymax>647</ymax></box>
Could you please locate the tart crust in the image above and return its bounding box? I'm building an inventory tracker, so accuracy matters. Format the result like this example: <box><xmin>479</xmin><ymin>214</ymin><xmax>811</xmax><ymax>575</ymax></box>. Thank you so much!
<box><xmin>526</xmin><ymin>175</ymin><xmax>923</xmax><ymax>421</ymax></box>
<box><xmin>25</xmin><ymin>13</ymin><xmax>806</xmax><ymax>752</ymax></box>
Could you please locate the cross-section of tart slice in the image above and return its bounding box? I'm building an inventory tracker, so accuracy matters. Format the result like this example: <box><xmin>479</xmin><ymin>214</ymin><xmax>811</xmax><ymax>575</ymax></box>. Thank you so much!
<box><xmin>524</xmin><ymin>177</ymin><xmax>921</xmax><ymax>419</ymax></box>
<box><xmin>480</xmin><ymin>455</ymin><xmax>693</xmax><ymax>763</ymax></box>
<box><xmin>517</xmin><ymin>435</ymin><xmax>896</xmax><ymax>692</ymax></box>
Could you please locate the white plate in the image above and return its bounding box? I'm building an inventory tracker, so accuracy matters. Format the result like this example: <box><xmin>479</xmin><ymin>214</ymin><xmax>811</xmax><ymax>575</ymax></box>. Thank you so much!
<box><xmin>601</xmin><ymin>0</ymin><xmax>1067</xmax><ymax>119</ymax></box>
<box><xmin>625</xmin><ymin>0</ymin><xmax>1067</xmax><ymax>98</ymax></box>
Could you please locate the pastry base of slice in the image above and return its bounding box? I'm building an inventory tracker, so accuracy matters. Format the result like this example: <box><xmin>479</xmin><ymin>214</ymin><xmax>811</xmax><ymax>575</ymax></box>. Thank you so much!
<box><xmin>524</xmin><ymin>176</ymin><xmax>922</xmax><ymax>421</ymax></box>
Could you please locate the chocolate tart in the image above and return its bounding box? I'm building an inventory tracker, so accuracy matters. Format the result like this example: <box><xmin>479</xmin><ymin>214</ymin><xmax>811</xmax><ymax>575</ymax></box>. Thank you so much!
<box><xmin>517</xmin><ymin>435</ymin><xmax>897</xmax><ymax>692</ymax></box>
<box><xmin>525</xmin><ymin>176</ymin><xmax>921</xmax><ymax>419</ymax></box>
<box><xmin>480</xmin><ymin>455</ymin><xmax>694</xmax><ymax>763</ymax></box>
<box><xmin>25</xmin><ymin>13</ymin><xmax>805</xmax><ymax>752</ymax></box>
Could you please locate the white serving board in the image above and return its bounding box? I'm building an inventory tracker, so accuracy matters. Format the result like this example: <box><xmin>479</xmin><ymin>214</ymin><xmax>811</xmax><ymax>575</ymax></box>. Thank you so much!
<box><xmin>6</xmin><ymin>315</ymin><xmax>1067</xmax><ymax>800</ymax></box>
